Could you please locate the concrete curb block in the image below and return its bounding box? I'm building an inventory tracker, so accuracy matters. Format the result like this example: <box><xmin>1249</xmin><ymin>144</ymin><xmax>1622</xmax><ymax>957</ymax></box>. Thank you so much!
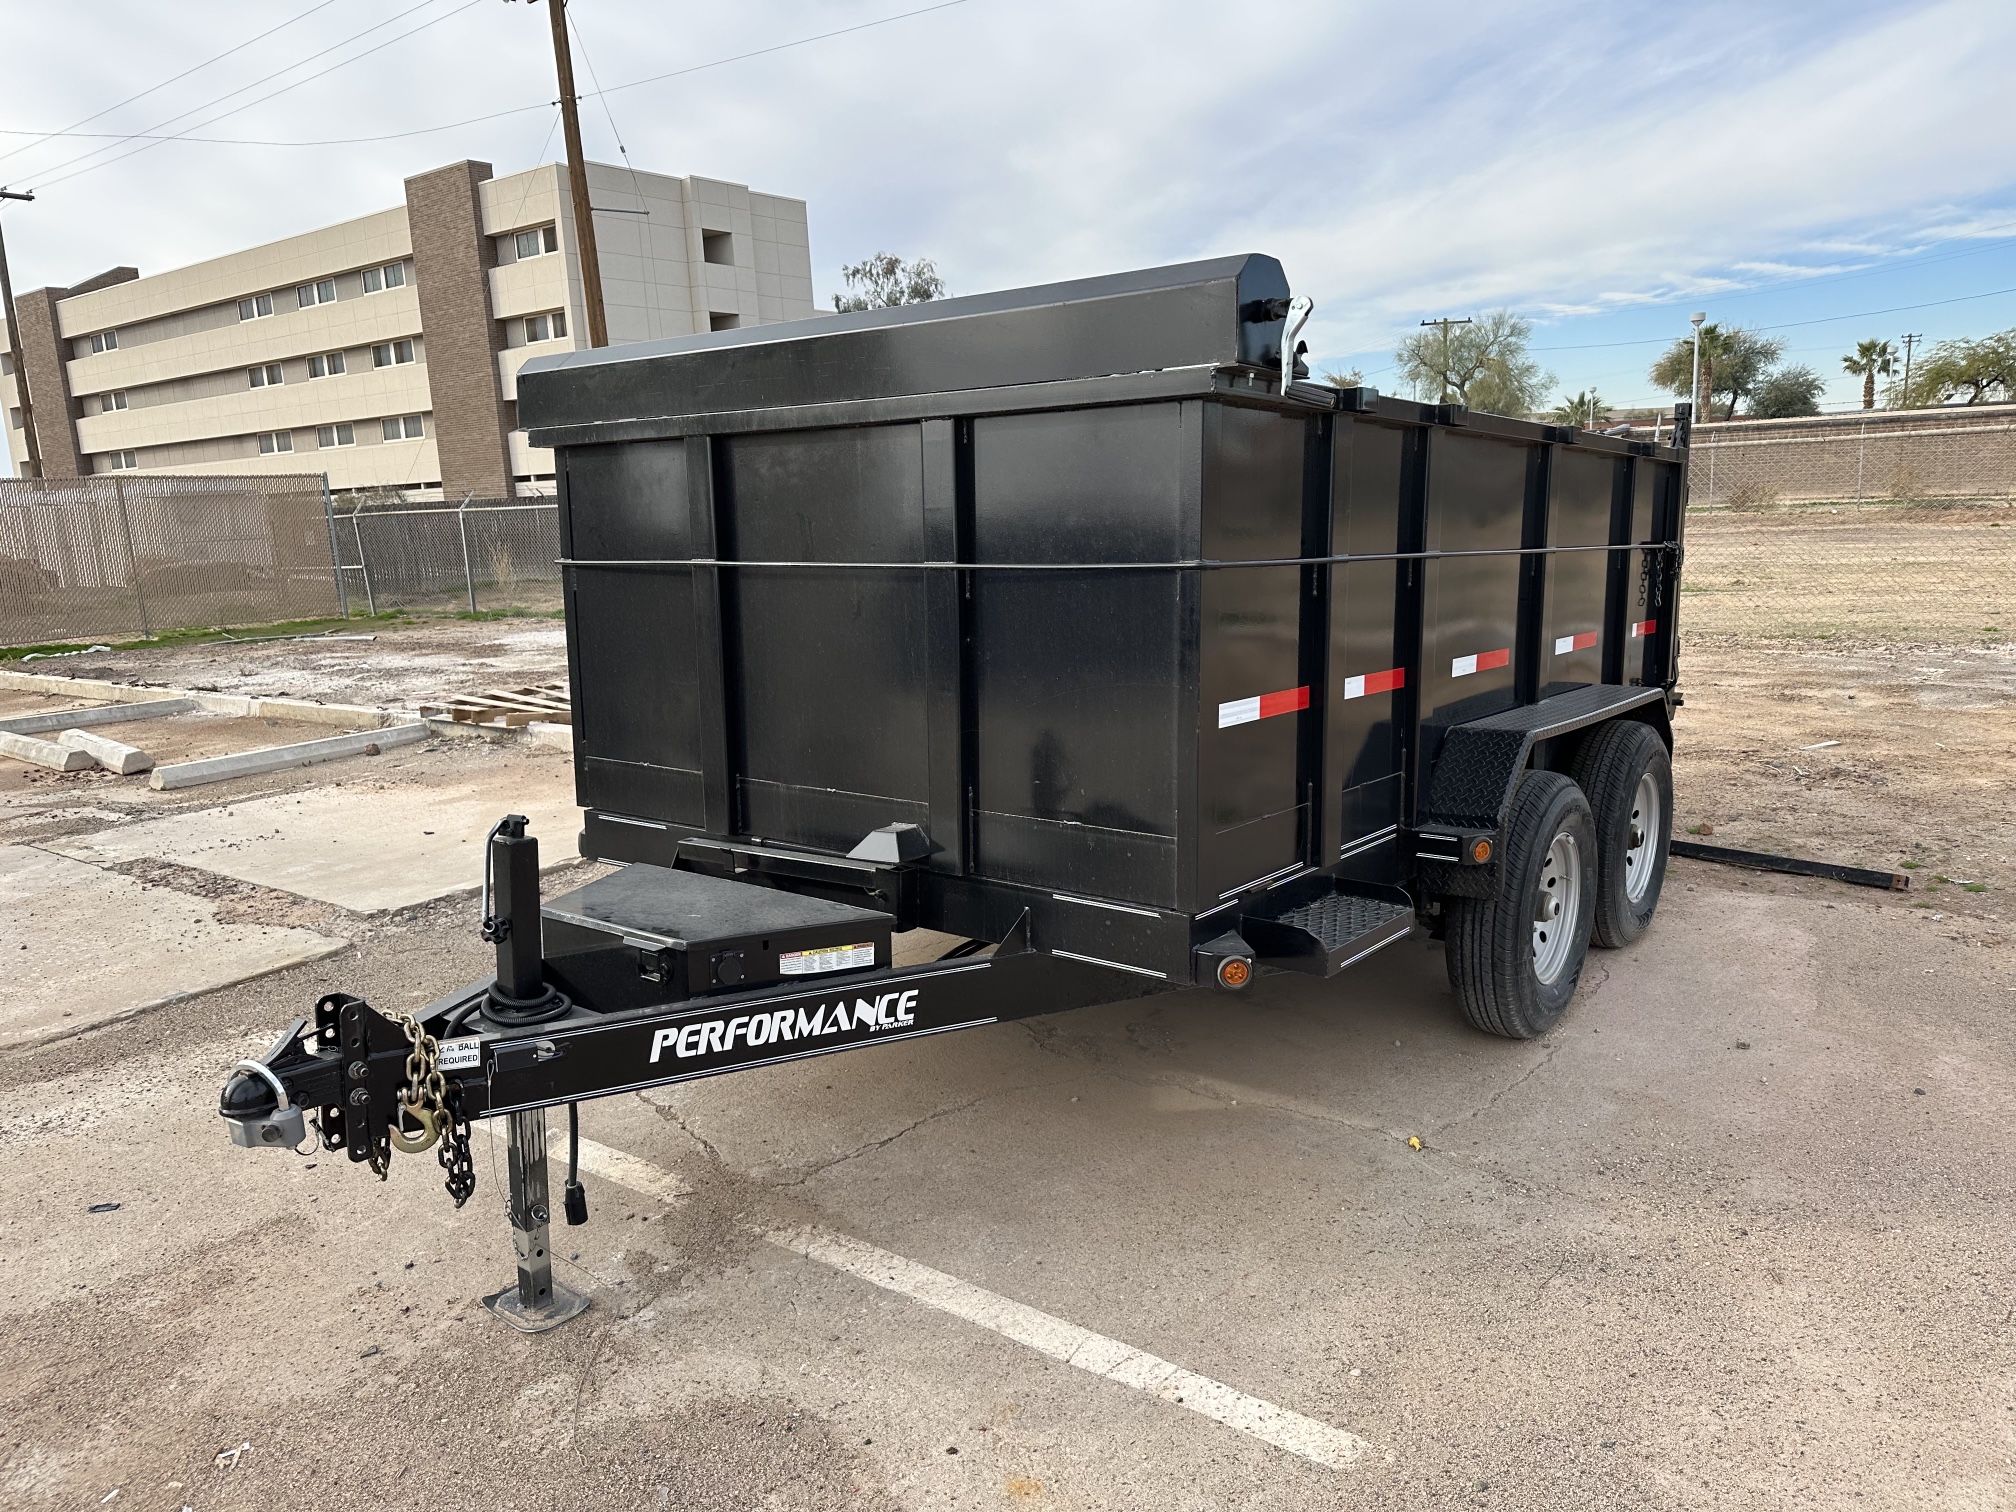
<box><xmin>0</xmin><ymin>697</ymin><xmax>198</xmax><ymax>736</ymax></box>
<box><xmin>423</xmin><ymin>715</ymin><xmax>517</xmax><ymax>742</ymax></box>
<box><xmin>526</xmin><ymin>721</ymin><xmax>574</xmax><ymax>753</ymax></box>
<box><xmin>58</xmin><ymin>729</ymin><xmax>154</xmax><ymax>775</ymax></box>
<box><xmin>149</xmin><ymin>722</ymin><xmax>430</xmax><ymax>790</ymax></box>
<box><xmin>0</xmin><ymin>670</ymin><xmax>409</xmax><ymax>729</ymax></box>
<box><xmin>0</xmin><ymin>729</ymin><xmax>94</xmax><ymax>771</ymax></box>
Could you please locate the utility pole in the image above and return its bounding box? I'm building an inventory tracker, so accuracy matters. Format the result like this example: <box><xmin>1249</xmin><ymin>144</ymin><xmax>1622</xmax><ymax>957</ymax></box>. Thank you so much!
<box><xmin>1899</xmin><ymin>332</ymin><xmax>1921</xmax><ymax>409</ymax></box>
<box><xmin>1419</xmin><ymin>316</ymin><xmax>1472</xmax><ymax>402</ymax></box>
<box><xmin>1689</xmin><ymin>311</ymin><xmax>1707</xmax><ymax>422</ymax></box>
<box><xmin>535</xmin><ymin>0</ymin><xmax>607</xmax><ymax>348</ymax></box>
<box><xmin>0</xmin><ymin>187</ymin><xmax>42</xmax><ymax>479</ymax></box>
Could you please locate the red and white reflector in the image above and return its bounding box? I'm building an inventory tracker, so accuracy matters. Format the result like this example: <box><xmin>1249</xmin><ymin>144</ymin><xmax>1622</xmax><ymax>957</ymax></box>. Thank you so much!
<box><xmin>1217</xmin><ymin>683</ymin><xmax>1310</xmax><ymax>729</ymax></box>
<box><xmin>1629</xmin><ymin>618</ymin><xmax>1657</xmax><ymax>639</ymax></box>
<box><xmin>1552</xmin><ymin>630</ymin><xmax>1598</xmax><ymax>655</ymax></box>
<box><xmin>1450</xmin><ymin>647</ymin><xmax>1510</xmax><ymax>678</ymax></box>
<box><xmin>1341</xmin><ymin>666</ymin><xmax>1406</xmax><ymax>701</ymax></box>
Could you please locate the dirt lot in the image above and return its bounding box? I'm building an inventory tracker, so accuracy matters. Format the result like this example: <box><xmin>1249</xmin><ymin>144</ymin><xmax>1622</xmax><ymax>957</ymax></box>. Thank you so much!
<box><xmin>1682</xmin><ymin>503</ymin><xmax>2015</xmax><ymax>643</ymax></box>
<box><xmin>1675</xmin><ymin>638</ymin><xmax>2016</xmax><ymax>919</ymax></box>
<box><xmin>24</xmin><ymin>616</ymin><xmax>569</xmax><ymax>710</ymax></box>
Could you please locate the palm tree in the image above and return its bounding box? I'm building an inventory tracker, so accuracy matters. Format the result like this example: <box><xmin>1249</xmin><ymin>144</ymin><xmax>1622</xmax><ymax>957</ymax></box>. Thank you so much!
<box><xmin>1548</xmin><ymin>390</ymin><xmax>1611</xmax><ymax>426</ymax></box>
<box><xmin>1842</xmin><ymin>338</ymin><xmax>1897</xmax><ymax>410</ymax></box>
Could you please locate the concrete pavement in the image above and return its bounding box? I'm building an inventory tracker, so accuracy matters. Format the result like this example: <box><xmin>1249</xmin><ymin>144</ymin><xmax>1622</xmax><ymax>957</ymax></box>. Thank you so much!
<box><xmin>0</xmin><ymin>864</ymin><xmax>2009</xmax><ymax>1510</ymax></box>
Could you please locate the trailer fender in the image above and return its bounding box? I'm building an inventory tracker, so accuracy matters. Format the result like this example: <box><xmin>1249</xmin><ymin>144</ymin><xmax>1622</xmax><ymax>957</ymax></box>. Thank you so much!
<box><xmin>1417</xmin><ymin>686</ymin><xmax>1670</xmax><ymax>891</ymax></box>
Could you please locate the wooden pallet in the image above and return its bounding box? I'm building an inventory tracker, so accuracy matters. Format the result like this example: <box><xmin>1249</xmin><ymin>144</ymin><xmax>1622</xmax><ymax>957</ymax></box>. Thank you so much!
<box><xmin>423</xmin><ymin>682</ymin><xmax>572</xmax><ymax>728</ymax></box>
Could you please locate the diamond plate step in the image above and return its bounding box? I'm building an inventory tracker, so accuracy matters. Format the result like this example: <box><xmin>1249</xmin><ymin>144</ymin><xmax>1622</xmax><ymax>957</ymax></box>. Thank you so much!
<box><xmin>1240</xmin><ymin>888</ymin><xmax>1416</xmax><ymax>976</ymax></box>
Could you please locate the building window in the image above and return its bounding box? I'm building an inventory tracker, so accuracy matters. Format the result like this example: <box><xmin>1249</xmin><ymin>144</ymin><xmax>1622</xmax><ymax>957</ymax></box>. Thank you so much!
<box><xmin>101</xmin><ymin>390</ymin><xmax>129</xmax><ymax>412</ymax></box>
<box><xmin>248</xmin><ymin>362</ymin><xmax>284</xmax><ymax>389</ymax></box>
<box><xmin>702</xmin><ymin>230</ymin><xmax>734</xmax><ymax>266</ymax></box>
<box><xmin>238</xmin><ymin>293</ymin><xmax>274</xmax><ymax>321</ymax></box>
<box><xmin>308</xmin><ymin>351</ymin><xmax>347</xmax><ymax>379</ymax></box>
<box><xmin>522</xmin><ymin>310</ymin><xmax>567</xmax><ymax>344</ymax></box>
<box><xmin>316</xmin><ymin>422</ymin><xmax>355</xmax><ymax>449</ymax></box>
<box><xmin>10</xmin><ymin>405</ymin><xmax>24</xmax><ymax>430</ymax></box>
<box><xmin>372</xmin><ymin>338</ymin><xmax>416</xmax><ymax>368</ymax></box>
<box><xmin>107</xmin><ymin>449</ymin><xmax>138</xmax><ymax>470</ymax></box>
<box><xmin>708</xmin><ymin>312</ymin><xmax>740</xmax><ymax>332</ymax></box>
<box><xmin>381</xmin><ymin>414</ymin><xmax>425</xmax><ymax>442</ymax></box>
<box><xmin>257</xmin><ymin>430</ymin><xmax>294</xmax><ymax>455</ymax></box>
<box><xmin>296</xmin><ymin>278</ymin><xmax>337</xmax><ymax>309</ymax></box>
<box><xmin>514</xmin><ymin>224</ymin><xmax>559</xmax><ymax>259</ymax></box>
<box><xmin>89</xmin><ymin>330</ymin><xmax>120</xmax><ymax>353</ymax></box>
<box><xmin>361</xmin><ymin>262</ymin><xmax>407</xmax><ymax>293</ymax></box>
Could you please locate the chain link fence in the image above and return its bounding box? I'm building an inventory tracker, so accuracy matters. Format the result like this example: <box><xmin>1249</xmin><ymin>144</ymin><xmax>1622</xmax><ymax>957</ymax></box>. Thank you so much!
<box><xmin>1682</xmin><ymin>406</ymin><xmax>2016</xmax><ymax>643</ymax></box>
<box><xmin>0</xmin><ymin>473</ymin><xmax>341</xmax><ymax>646</ymax></box>
<box><xmin>331</xmin><ymin>498</ymin><xmax>561</xmax><ymax>615</ymax></box>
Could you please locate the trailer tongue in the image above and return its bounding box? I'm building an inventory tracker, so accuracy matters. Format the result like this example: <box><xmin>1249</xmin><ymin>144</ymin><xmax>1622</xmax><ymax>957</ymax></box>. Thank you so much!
<box><xmin>218</xmin><ymin>254</ymin><xmax>1688</xmax><ymax>1330</ymax></box>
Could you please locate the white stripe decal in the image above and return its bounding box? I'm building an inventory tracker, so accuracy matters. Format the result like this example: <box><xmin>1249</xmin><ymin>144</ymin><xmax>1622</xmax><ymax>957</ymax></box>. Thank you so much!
<box><xmin>1217</xmin><ymin>696</ymin><xmax>1261</xmax><ymax>728</ymax></box>
<box><xmin>1343</xmin><ymin>674</ymin><xmax>1365</xmax><ymax>699</ymax></box>
<box><xmin>1451</xmin><ymin>653</ymin><xmax>1478</xmax><ymax>677</ymax></box>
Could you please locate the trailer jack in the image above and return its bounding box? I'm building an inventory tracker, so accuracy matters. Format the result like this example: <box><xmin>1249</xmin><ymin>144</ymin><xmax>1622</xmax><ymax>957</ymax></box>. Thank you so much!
<box><xmin>485</xmin><ymin>1104</ymin><xmax>589</xmax><ymax>1333</ymax></box>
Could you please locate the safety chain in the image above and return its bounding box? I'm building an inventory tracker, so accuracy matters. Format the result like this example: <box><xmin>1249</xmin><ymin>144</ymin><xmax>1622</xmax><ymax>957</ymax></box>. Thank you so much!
<box><xmin>380</xmin><ymin>1009</ymin><xmax>477</xmax><ymax>1207</ymax></box>
<box><xmin>436</xmin><ymin>1090</ymin><xmax>476</xmax><ymax>1208</ymax></box>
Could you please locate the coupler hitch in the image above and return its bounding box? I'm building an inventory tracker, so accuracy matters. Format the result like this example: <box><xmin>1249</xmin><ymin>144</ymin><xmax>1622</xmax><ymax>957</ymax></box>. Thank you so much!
<box><xmin>217</xmin><ymin>816</ymin><xmax>589</xmax><ymax>1331</ymax></box>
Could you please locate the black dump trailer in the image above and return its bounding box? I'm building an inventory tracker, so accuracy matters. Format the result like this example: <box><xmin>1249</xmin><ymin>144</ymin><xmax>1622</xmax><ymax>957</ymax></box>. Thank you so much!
<box><xmin>220</xmin><ymin>255</ymin><xmax>1688</xmax><ymax>1327</ymax></box>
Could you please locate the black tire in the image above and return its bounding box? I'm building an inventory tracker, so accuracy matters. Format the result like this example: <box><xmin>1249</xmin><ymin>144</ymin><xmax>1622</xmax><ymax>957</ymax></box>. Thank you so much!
<box><xmin>1445</xmin><ymin>770</ymin><xmax>1597</xmax><ymax>1039</ymax></box>
<box><xmin>1566</xmin><ymin>720</ymin><xmax>1672</xmax><ymax>948</ymax></box>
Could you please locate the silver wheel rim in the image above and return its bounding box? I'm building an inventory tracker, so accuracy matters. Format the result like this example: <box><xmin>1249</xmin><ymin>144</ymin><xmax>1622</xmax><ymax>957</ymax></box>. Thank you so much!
<box><xmin>1532</xmin><ymin>829</ymin><xmax>1583</xmax><ymax>985</ymax></box>
<box><xmin>1623</xmin><ymin>771</ymin><xmax>1661</xmax><ymax>905</ymax></box>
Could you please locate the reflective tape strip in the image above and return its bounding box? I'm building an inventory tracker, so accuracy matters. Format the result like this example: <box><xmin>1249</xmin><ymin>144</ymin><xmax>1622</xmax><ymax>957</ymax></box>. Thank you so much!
<box><xmin>1217</xmin><ymin>684</ymin><xmax>1309</xmax><ymax>728</ymax></box>
<box><xmin>1341</xmin><ymin>666</ymin><xmax>1405</xmax><ymax>700</ymax></box>
<box><xmin>1450</xmin><ymin>647</ymin><xmax>1511</xmax><ymax>678</ymax></box>
<box><xmin>1552</xmin><ymin>631</ymin><xmax>1598</xmax><ymax>655</ymax></box>
<box><xmin>1630</xmin><ymin>618</ymin><xmax>1657</xmax><ymax>639</ymax></box>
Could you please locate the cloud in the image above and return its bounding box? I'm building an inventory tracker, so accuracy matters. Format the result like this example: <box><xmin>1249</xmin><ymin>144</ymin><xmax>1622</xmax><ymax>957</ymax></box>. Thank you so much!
<box><xmin>2</xmin><ymin>0</ymin><xmax>2014</xmax><ymax>385</ymax></box>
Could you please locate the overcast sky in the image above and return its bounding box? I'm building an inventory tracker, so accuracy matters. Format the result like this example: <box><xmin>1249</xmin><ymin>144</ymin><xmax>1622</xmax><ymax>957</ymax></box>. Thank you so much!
<box><xmin>4</xmin><ymin>0</ymin><xmax>2014</xmax><ymax>439</ymax></box>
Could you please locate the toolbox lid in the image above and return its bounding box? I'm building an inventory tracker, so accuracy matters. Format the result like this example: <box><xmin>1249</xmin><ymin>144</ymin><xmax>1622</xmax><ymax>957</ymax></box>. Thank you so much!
<box><xmin>543</xmin><ymin>863</ymin><xmax>892</xmax><ymax>952</ymax></box>
<box><xmin>519</xmin><ymin>254</ymin><xmax>1293</xmax><ymax>439</ymax></box>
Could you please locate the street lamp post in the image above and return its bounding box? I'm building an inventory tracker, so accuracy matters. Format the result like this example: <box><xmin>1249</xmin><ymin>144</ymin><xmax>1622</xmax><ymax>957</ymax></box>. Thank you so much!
<box><xmin>1689</xmin><ymin>311</ymin><xmax>1706</xmax><ymax>422</ymax></box>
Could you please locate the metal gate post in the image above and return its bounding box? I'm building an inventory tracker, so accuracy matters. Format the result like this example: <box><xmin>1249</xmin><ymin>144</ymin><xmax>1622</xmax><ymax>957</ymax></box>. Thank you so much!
<box><xmin>348</xmin><ymin>505</ymin><xmax>377</xmax><ymax>617</ymax></box>
<box><xmin>110</xmin><ymin>474</ymin><xmax>151</xmax><ymax>639</ymax></box>
<box><xmin>457</xmin><ymin>492</ymin><xmax>478</xmax><ymax>613</ymax></box>
<box><xmin>321</xmin><ymin>476</ymin><xmax>348</xmax><ymax>618</ymax></box>
<box><xmin>483</xmin><ymin>1108</ymin><xmax>589</xmax><ymax>1333</ymax></box>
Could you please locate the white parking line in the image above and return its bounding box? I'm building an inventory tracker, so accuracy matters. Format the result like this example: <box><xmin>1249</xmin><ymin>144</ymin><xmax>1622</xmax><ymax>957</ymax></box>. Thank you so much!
<box><xmin>554</xmin><ymin>1126</ymin><xmax>1371</xmax><ymax>1470</ymax></box>
<box><xmin>768</xmin><ymin>1224</ymin><xmax>1370</xmax><ymax>1469</ymax></box>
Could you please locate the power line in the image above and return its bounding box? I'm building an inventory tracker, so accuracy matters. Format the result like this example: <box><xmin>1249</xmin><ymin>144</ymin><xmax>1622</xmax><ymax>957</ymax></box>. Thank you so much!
<box><xmin>0</xmin><ymin>0</ymin><xmax>340</xmax><ymax>174</ymax></box>
<box><xmin>1531</xmin><ymin>283</ymin><xmax>2016</xmax><ymax>352</ymax></box>
<box><xmin>0</xmin><ymin>0</ymin><xmax>975</xmax><ymax>163</ymax></box>
<box><xmin>567</xmin><ymin>6</ymin><xmax>666</xmax><ymax>339</ymax></box>
<box><xmin>22</xmin><ymin>0</ymin><xmax>474</xmax><ymax>192</ymax></box>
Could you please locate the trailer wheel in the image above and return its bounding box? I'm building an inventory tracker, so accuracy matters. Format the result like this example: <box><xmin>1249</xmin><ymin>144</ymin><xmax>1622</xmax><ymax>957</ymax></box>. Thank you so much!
<box><xmin>1445</xmin><ymin>770</ymin><xmax>1596</xmax><ymax>1039</ymax></box>
<box><xmin>1567</xmin><ymin>719</ymin><xmax>1672</xmax><ymax>948</ymax></box>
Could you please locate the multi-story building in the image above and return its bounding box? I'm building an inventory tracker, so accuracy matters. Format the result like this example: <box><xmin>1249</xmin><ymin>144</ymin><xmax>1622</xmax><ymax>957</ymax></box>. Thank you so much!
<box><xmin>0</xmin><ymin>158</ymin><xmax>814</xmax><ymax>499</ymax></box>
